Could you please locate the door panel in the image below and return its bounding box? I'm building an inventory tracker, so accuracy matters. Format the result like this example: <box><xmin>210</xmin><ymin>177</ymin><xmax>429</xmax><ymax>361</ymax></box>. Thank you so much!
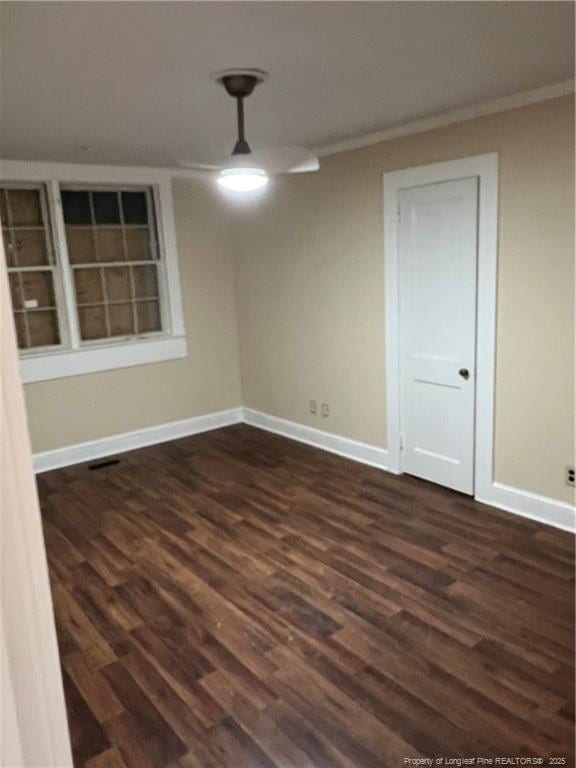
<box><xmin>399</xmin><ymin>177</ymin><xmax>478</xmax><ymax>493</ymax></box>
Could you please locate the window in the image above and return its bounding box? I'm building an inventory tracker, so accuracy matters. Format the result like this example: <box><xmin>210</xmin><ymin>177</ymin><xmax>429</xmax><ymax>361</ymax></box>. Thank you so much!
<box><xmin>1</xmin><ymin>163</ymin><xmax>186</xmax><ymax>383</ymax></box>
<box><xmin>2</xmin><ymin>184</ymin><xmax>64</xmax><ymax>350</ymax></box>
<box><xmin>61</xmin><ymin>186</ymin><xmax>163</xmax><ymax>341</ymax></box>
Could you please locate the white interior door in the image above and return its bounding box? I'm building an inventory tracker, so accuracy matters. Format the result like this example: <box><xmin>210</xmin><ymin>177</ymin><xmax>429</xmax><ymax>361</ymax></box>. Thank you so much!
<box><xmin>398</xmin><ymin>177</ymin><xmax>478</xmax><ymax>494</ymax></box>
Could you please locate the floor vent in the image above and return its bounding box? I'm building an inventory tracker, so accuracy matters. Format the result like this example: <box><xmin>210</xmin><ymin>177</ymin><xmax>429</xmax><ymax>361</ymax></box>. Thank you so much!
<box><xmin>88</xmin><ymin>459</ymin><xmax>120</xmax><ymax>471</ymax></box>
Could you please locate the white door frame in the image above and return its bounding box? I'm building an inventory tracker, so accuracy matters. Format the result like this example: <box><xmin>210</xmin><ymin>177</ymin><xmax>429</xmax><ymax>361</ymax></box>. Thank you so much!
<box><xmin>383</xmin><ymin>153</ymin><xmax>498</xmax><ymax>500</ymax></box>
<box><xmin>1</xmin><ymin>241</ymin><xmax>73</xmax><ymax>765</ymax></box>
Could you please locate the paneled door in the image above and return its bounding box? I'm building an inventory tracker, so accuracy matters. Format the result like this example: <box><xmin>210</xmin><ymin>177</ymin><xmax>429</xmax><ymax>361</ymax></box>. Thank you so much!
<box><xmin>398</xmin><ymin>177</ymin><xmax>479</xmax><ymax>493</ymax></box>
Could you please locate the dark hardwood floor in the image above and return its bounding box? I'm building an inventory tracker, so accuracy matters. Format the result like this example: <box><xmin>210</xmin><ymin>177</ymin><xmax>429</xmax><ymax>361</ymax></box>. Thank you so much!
<box><xmin>38</xmin><ymin>424</ymin><xmax>575</xmax><ymax>768</ymax></box>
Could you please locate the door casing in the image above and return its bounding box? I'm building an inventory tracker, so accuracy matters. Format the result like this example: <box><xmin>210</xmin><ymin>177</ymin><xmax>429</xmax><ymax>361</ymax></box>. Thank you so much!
<box><xmin>383</xmin><ymin>153</ymin><xmax>499</xmax><ymax>503</ymax></box>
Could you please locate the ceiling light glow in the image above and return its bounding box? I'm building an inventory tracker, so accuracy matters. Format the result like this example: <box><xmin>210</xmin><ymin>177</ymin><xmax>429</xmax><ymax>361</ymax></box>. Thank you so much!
<box><xmin>217</xmin><ymin>167</ymin><xmax>269</xmax><ymax>192</ymax></box>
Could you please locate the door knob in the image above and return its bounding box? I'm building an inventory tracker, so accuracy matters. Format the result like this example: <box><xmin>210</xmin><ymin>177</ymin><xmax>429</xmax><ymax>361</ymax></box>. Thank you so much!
<box><xmin>459</xmin><ymin>368</ymin><xmax>470</xmax><ymax>380</ymax></box>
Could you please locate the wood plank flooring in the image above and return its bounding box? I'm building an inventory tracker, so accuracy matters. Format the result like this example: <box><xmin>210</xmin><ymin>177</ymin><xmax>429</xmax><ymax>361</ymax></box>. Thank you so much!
<box><xmin>38</xmin><ymin>424</ymin><xmax>575</xmax><ymax>768</ymax></box>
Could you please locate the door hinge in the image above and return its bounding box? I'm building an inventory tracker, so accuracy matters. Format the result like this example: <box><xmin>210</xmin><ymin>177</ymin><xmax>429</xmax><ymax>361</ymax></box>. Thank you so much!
<box><xmin>399</xmin><ymin>432</ymin><xmax>405</xmax><ymax>450</ymax></box>
<box><xmin>397</xmin><ymin>205</ymin><xmax>401</xmax><ymax>222</ymax></box>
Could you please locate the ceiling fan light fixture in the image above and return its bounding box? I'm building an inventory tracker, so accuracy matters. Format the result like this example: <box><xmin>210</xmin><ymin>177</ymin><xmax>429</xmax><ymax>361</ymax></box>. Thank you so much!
<box><xmin>217</xmin><ymin>167</ymin><xmax>269</xmax><ymax>192</ymax></box>
<box><xmin>177</xmin><ymin>68</ymin><xmax>318</xmax><ymax>187</ymax></box>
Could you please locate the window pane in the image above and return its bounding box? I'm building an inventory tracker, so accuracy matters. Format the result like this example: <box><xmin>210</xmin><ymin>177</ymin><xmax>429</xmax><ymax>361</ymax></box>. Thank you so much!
<box><xmin>96</xmin><ymin>228</ymin><xmax>125</xmax><ymax>261</ymax></box>
<box><xmin>132</xmin><ymin>265</ymin><xmax>158</xmax><ymax>298</ymax></box>
<box><xmin>104</xmin><ymin>266</ymin><xmax>131</xmax><ymax>301</ymax></box>
<box><xmin>122</xmin><ymin>191</ymin><xmax>148</xmax><ymax>224</ymax></box>
<box><xmin>78</xmin><ymin>305</ymin><xmax>107</xmax><ymax>340</ymax></box>
<box><xmin>108</xmin><ymin>303</ymin><xmax>135</xmax><ymax>336</ymax></box>
<box><xmin>125</xmin><ymin>228</ymin><xmax>153</xmax><ymax>260</ymax></box>
<box><xmin>74</xmin><ymin>268</ymin><xmax>104</xmax><ymax>305</ymax></box>
<box><xmin>0</xmin><ymin>191</ymin><xmax>8</xmax><ymax>226</ymax></box>
<box><xmin>27</xmin><ymin>310</ymin><xmax>60</xmax><ymax>347</ymax></box>
<box><xmin>11</xmin><ymin>229</ymin><xmax>50</xmax><ymax>266</ymax></box>
<box><xmin>136</xmin><ymin>300</ymin><xmax>161</xmax><ymax>333</ymax></box>
<box><xmin>3</xmin><ymin>229</ymin><xmax>16</xmax><ymax>267</ymax></box>
<box><xmin>66</xmin><ymin>227</ymin><xmax>97</xmax><ymax>264</ymax></box>
<box><xmin>9</xmin><ymin>273</ymin><xmax>23</xmax><ymax>310</ymax></box>
<box><xmin>7</xmin><ymin>189</ymin><xmax>43</xmax><ymax>226</ymax></box>
<box><xmin>9</xmin><ymin>272</ymin><xmax>57</xmax><ymax>312</ymax></box>
<box><xmin>62</xmin><ymin>190</ymin><xmax>92</xmax><ymax>224</ymax></box>
<box><xmin>93</xmin><ymin>192</ymin><xmax>120</xmax><ymax>224</ymax></box>
<box><xmin>13</xmin><ymin>313</ymin><xmax>27</xmax><ymax>348</ymax></box>
<box><xmin>21</xmin><ymin>271</ymin><xmax>56</xmax><ymax>308</ymax></box>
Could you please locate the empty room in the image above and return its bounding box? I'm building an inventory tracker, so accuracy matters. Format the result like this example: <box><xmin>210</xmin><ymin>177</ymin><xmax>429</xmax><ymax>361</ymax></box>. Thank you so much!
<box><xmin>1</xmin><ymin>2</ymin><xmax>574</xmax><ymax>767</ymax></box>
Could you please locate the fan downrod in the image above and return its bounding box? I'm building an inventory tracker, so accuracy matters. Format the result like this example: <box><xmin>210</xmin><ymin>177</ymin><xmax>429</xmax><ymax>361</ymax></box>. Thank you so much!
<box><xmin>214</xmin><ymin>69</ymin><xmax>268</xmax><ymax>156</ymax></box>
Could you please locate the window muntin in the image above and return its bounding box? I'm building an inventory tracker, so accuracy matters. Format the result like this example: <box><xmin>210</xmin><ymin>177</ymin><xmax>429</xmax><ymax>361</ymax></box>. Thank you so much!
<box><xmin>61</xmin><ymin>185</ymin><xmax>163</xmax><ymax>342</ymax></box>
<box><xmin>2</xmin><ymin>184</ymin><xmax>63</xmax><ymax>350</ymax></box>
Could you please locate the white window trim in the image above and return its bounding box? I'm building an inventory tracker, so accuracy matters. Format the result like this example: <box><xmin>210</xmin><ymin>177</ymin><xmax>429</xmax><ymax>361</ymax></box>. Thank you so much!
<box><xmin>0</xmin><ymin>160</ymin><xmax>187</xmax><ymax>383</ymax></box>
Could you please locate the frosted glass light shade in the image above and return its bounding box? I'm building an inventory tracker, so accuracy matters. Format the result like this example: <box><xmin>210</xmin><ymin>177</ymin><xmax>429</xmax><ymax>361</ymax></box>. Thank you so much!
<box><xmin>217</xmin><ymin>167</ymin><xmax>269</xmax><ymax>192</ymax></box>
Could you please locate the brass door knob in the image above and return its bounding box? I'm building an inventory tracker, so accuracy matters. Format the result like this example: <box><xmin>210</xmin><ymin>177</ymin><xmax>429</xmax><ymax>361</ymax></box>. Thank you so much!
<box><xmin>459</xmin><ymin>368</ymin><xmax>470</xmax><ymax>380</ymax></box>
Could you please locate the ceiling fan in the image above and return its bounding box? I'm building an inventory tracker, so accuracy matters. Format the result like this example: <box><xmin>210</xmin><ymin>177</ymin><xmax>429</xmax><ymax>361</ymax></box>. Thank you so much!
<box><xmin>179</xmin><ymin>69</ymin><xmax>319</xmax><ymax>191</ymax></box>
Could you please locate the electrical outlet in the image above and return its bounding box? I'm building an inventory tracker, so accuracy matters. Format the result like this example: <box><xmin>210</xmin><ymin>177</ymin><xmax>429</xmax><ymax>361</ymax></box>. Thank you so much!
<box><xmin>309</xmin><ymin>399</ymin><xmax>317</xmax><ymax>415</ymax></box>
<box><xmin>321</xmin><ymin>403</ymin><xmax>329</xmax><ymax>418</ymax></box>
<box><xmin>567</xmin><ymin>466</ymin><xmax>575</xmax><ymax>487</ymax></box>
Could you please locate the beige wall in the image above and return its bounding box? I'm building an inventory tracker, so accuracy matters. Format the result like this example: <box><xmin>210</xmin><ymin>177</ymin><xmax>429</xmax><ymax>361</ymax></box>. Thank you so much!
<box><xmin>233</xmin><ymin>95</ymin><xmax>575</xmax><ymax>504</ymax></box>
<box><xmin>23</xmin><ymin>96</ymin><xmax>575</xmax><ymax>506</ymax></box>
<box><xmin>25</xmin><ymin>178</ymin><xmax>242</xmax><ymax>452</ymax></box>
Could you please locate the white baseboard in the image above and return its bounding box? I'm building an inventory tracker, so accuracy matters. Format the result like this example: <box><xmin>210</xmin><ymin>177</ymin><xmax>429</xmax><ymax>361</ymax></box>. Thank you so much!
<box><xmin>32</xmin><ymin>407</ymin><xmax>243</xmax><ymax>473</ymax></box>
<box><xmin>32</xmin><ymin>405</ymin><xmax>574</xmax><ymax>533</ymax></box>
<box><xmin>242</xmin><ymin>407</ymin><xmax>393</xmax><ymax>472</ymax></box>
<box><xmin>476</xmin><ymin>482</ymin><xmax>575</xmax><ymax>534</ymax></box>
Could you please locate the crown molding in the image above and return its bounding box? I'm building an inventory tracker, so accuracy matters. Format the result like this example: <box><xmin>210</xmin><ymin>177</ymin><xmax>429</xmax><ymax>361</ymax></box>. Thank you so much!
<box><xmin>316</xmin><ymin>79</ymin><xmax>575</xmax><ymax>157</ymax></box>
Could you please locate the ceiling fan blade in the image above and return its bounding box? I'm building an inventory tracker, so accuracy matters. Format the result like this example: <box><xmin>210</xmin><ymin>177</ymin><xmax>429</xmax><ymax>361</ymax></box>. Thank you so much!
<box><xmin>249</xmin><ymin>146</ymin><xmax>319</xmax><ymax>174</ymax></box>
<box><xmin>176</xmin><ymin>147</ymin><xmax>319</xmax><ymax>176</ymax></box>
<box><xmin>176</xmin><ymin>158</ymin><xmax>222</xmax><ymax>171</ymax></box>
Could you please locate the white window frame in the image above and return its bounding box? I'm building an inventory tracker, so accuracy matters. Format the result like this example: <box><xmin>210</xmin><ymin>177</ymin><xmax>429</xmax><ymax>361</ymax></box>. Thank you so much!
<box><xmin>0</xmin><ymin>160</ymin><xmax>187</xmax><ymax>383</ymax></box>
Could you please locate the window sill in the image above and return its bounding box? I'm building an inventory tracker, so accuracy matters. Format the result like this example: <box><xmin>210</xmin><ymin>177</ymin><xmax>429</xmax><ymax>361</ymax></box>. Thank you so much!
<box><xmin>20</xmin><ymin>335</ymin><xmax>188</xmax><ymax>383</ymax></box>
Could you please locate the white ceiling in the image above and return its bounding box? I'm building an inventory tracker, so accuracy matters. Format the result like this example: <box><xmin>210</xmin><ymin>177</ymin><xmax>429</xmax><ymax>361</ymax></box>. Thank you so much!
<box><xmin>0</xmin><ymin>2</ymin><xmax>573</xmax><ymax>167</ymax></box>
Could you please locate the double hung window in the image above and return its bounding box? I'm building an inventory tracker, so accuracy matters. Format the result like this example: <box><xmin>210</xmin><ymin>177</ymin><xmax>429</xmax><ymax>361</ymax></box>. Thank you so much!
<box><xmin>1</xmin><ymin>165</ymin><xmax>186</xmax><ymax>382</ymax></box>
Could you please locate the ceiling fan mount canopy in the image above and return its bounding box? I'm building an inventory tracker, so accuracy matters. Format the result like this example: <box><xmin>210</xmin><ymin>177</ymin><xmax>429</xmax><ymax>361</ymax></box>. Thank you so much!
<box><xmin>215</xmin><ymin>68</ymin><xmax>269</xmax><ymax>99</ymax></box>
